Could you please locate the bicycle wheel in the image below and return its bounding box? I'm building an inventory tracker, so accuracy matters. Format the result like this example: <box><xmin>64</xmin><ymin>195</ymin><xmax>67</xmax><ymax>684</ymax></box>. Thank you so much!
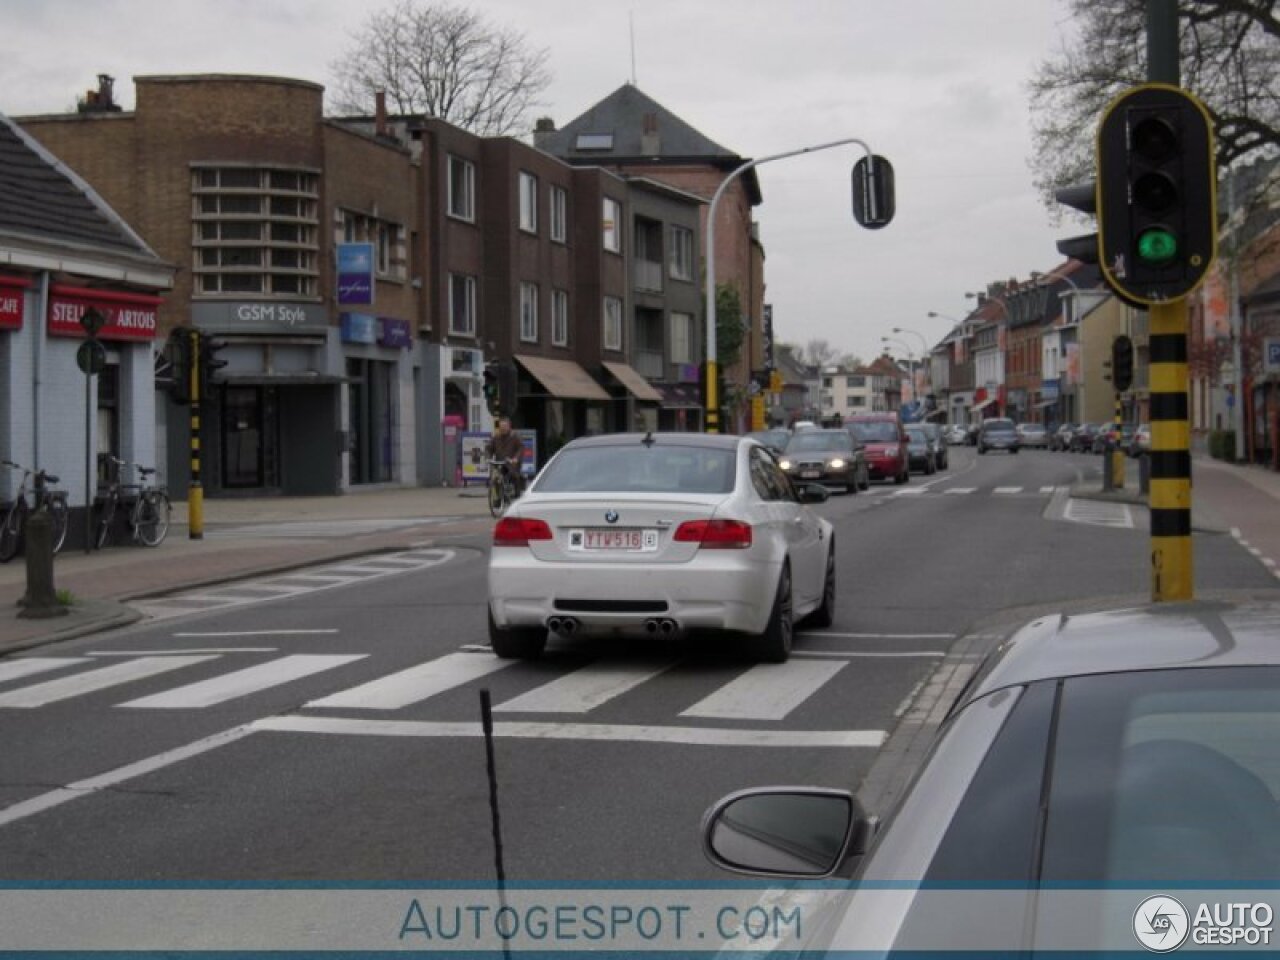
<box><xmin>135</xmin><ymin>491</ymin><xmax>171</xmax><ymax>547</ymax></box>
<box><xmin>488</xmin><ymin>477</ymin><xmax>507</xmax><ymax>518</ymax></box>
<box><xmin>47</xmin><ymin>496</ymin><xmax>69</xmax><ymax>555</ymax></box>
<box><xmin>96</xmin><ymin>496</ymin><xmax>117</xmax><ymax>550</ymax></box>
<box><xmin>0</xmin><ymin>501</ymin><xmax>25</xmax><ymax>563</ymax></box>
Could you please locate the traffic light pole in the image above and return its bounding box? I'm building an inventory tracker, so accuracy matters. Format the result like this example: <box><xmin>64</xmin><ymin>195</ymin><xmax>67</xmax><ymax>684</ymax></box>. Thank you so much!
<box><xmin>1149</xmin><ymin>301</ymin><xmax>1192</xmax><ymax>600</ymax></box>
<box><xmin>188</xmin><ymin>328</ymin><xmax>204</xmax><ymax>540</ymax></box>
<box><xmin>704</xmin><ymin>137</ymin><xmax>879</xmax><ymax>433</ymax></box>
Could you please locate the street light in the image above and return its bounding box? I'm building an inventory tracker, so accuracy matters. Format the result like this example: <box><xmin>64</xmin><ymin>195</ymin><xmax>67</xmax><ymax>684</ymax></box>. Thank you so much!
<box><xmin>893</xmin><ymin>326</ymin><xmax>932</xmax><ymax>403</ymax></box>
<box><xmin>704</xmin><ymin>136</ymin><xmax>883</xmax><ymax>433</ymax></box>
<box><xmin>880</xmin><ymin>335</ymin><xmax>916</xmax><ymax>404</ymax></box>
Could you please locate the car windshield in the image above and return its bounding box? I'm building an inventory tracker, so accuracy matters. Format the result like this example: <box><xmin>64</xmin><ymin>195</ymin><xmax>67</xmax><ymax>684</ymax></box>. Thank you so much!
<box><xmin>850</xmin><ymin>421</ymin><xmax>900</xmax><ymax>442</ymax></box>
<box><xmin>534</xmin><ymin>443</ymin><xmax>737</xmax><ymax>494</ymax></box>
<box><xmin>984</xmin><ymin>419</ymin><xmax>1015</xmax><ymax>432</ymax></box>
<box><xmin>785</xmin><ymin>432</ymin><xmax>851</xmax><ymax>453</ymax></box>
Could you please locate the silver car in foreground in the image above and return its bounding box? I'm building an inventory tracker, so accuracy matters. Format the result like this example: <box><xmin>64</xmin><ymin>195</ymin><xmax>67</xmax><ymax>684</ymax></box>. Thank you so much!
<box><xmin>701</xmin><ymin>599</ymin><xmax>1280</xmax><ymax>952</ymax></box>
<box><xmin>487</xmin><ymin>433</ymin><xmax>836</xmax><ymax>662</ymax></box>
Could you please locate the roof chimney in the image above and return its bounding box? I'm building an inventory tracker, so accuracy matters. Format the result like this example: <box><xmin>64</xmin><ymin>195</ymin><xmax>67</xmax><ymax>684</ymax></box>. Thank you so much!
<box><xmin>641</xmin><ymin>111</ymin><xmax>660</xmax><ymax>156</ymax></box>
<box><xmin>375</xmin><ymin>90</ymin><xmax>388</xmax><ymax>137</ymax></box>
<box><xmin>533</xmin><ymin>116</ymin><xmax>556</xmax><ymax>149</ymax></box>
<box><xmin>78</xmin><ymin>74</ymin><xmax>121</xmax><ymax>114</ymax></box>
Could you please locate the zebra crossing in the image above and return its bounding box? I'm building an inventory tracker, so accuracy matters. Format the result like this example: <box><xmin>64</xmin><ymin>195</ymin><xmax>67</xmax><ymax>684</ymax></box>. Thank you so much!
<box><xmin>865</xmin><ymin>484</ymin><xmax>1065</xmax><ymax>498</ymax></box>
<box><xmin>130</xmin><ymin>548</ymin><xmax>456</xmax><ymax>621</ymax></box>
<box><xmin>0</xmin><ymin>637</ymin><xmax>950</xmax><ymax>732</ymax></box>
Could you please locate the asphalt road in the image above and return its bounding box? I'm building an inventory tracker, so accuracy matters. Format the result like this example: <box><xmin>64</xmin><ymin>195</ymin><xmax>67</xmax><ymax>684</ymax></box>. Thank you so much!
<box><xmin>0</xmin><ymin>445</ymin><xmax>1274</xmax><ymax>882</ymax></box>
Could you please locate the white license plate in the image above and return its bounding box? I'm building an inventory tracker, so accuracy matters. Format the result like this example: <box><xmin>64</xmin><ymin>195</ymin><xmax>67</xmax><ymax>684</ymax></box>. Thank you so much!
<box><xmin>800</xmin><ymin>470</ymin><xmax>821</xmax><ymax>479</ymax></box>
<box><xmin>569</xmin><ymin>528</ymin><xmax>659</xmax><ymax>552</ymax></box>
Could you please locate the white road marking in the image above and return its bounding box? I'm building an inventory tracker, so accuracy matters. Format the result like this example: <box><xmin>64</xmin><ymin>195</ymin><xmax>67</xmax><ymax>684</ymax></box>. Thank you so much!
<box><xmin>253</xmin><ymin>715</ymin><xmax>885</xmax><ymax>749</ymax></box>
<box><xmin>0</xmin><ymin>725</ymin><xmax>257</xmax><ymax>828</ymax></box>
<box><xmin>891</xmin><ymin>487</ymin><xmax>928</xmax><ymax>496</ymax></box>
<box><xmin>1064</xmin><ymin>498</ymin><xmax>1134</xmax><ymax>529</ymax></box>
<box><xmin>88</xmin><ymin>649</ymin><xmax>279</xmax><ymax>656</ymax></box>
<box><xmin>305</xmin><ymin>653</ymin><xmax>514</xmax><ymax>710</ymax></box>
<box><xmin>172</xmin><ymin>630</ymin><xmax>339</xmax><ymax>637</ymax></box>
<box><xmin>993</xmin><ymin>486</ymin><xmax>1023</xmax><ymax>495</ymax></box>
<box><xmin>799</xmin><ymin>631</ymin><xmax>956</xmax><ymax>640</ymax></box>
<box><xmin>791</xmin><ymin>650</ymin><xmax>944</xmax><ymax>659</ymax></box>
<box><xmin>0</xmin><ymin>656</ymin><xmax>218</xmax><ymax>708</ymax></box>
<box><xmin>118</xmin><ymin>655</ymin><xmax>366</xmax><ymax>709</ymax></box>
<box><xmin>0</xmin><ymin>657</ymin><xmax>87</xmax><ymax>685</ymax></box>
<box><xmin>944</xmin><ymin>487</ymin><xmax>977</xmax><ymax>495</ymax></box>
<box><xmin>1040</xmin><ymin>485</ymin><xmax>1057</xmax><ymax>494</ymax></box>
<box><xmin>495</xmin><ymin>660</ymin><xmax>678</xmax><ymax>714</ymax></box>
<box><xmin>681</xmin><ymin>660</ymin><xmax>848</xmax><ymax>720</ymax></box>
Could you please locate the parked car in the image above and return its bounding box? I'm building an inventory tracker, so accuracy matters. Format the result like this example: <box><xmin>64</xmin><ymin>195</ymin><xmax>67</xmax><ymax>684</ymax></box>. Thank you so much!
<box><xmin>944</xmin><ymin>424</ymin><xmax>967</xmax><ymax>446</ymax></box>
<box><xmin>903</xmin><ymin>423</ymin><xmax>938</xmax><ymax>475</ymax></box>
<box><xmin>1091</xmin><ymin>422</ymin><xmax>1135</xmax><ymax>454</ymax></box>
<box><xmin>701</xmin><ymin>599</ymin><xmax>1280</xmax><ymax>952</ymax></box>
<box><xmin>1068</xmin><ymin>422</ymin><xmax>1101</xmax><ymax>453</ymax></box>
<box><xmin>1049</xmin><ymin>422</ymin><xmax>1076</xmax><ymax>452</ymax></box>
<box><xmin>1015</xmin><ymin>422</ymin><xmax>1048</xmax><ymax>449</ymax></box>
<box><xmin>846</xmin><ymin>414</ymin><xmax>910</xmax><ymax>485</ymax></box>
<box><xmin>779</xmin><ymin>428</ymin><xmax>870</xmax><ymax>494</ymax></box>
<box><xmin>921</xmin><ymin>423</ymin><xmax>948</xmax><ymax>469</ymax></box>
<box><xmin>744</xmin><ymin>428</ymin><xmax>791</xmax><ymax>457</ymax></box>
<box><xmin>487</xmin><ymin>432</ymin><xmax>835</xmax><ymax>663</ymax></box>
<box><xmin>977</xmin><ymin>417</ymin><xmax>1020</xmax><ymax>454</ymax></box>
<box><xmin>1128</xmin><ymin>423</ymin><xmax>1152</xmax><ymax>458</ymax></box>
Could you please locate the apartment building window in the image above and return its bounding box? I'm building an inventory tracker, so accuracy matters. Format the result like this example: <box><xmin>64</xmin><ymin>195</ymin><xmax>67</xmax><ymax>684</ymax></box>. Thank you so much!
<box><xmin>519</xmin><ymin>171</ymin><xmax>538</xmax><ymax>233</ymax></box>
<box><xmin>670</xmin><ymin>311</ymin><xmax>693</xmax><ymax>364</ymax></box>
<box><xmin>336</xmin><ymin>209</ymin><xmax>406</xmax><ymax>282</ymax></box>
<box><xmin>551</xmin><ymin>289</ymin><xmax>569</xmax><ymax>346</ymax></box>
<box><xmin>448</xmin><ymin>155</ymin><xmax>475</xmax><ymax>221</ymax></box>
<box><xmin>669</xmin><ymin>226</ymin><xmax>694</xmax><ymax>281</ymax></box>
<box><xmin>602</xmin><ymin>197</ymin><xmax>622</xmax><ymax>253</ymax></box>
<box><xmin>848</xmin><ymin>395</ymin><xmax>867</xmax><ymax>408</ymax></box>
<box><xmin>520</xmin><ymin>282</ymin><xmax>539</xmax><ymax>342</ymax></box>
<box><xmin>603</xmin><ymin>296</ymin><xmax>623</xmax><ymax>350</ymax></box>
<box><xmin>550</xmin><ymin>186</ymin><xmax>567</xmax><ymax>243</ymax></box>
<box><xmin>449</xmin><ymin>273</ymin><xmax>477</xmax><ymax>336</ymax></box>
<box><xmin>192</xmin><ymin>165</ymin><xmax>319</xmax><ymax>296</ymax></box>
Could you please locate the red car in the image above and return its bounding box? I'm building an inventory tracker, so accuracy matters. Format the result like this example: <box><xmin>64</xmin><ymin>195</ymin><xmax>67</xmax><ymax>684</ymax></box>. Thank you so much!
<box><xmin>846</xmin><ymin>414</ymin><xmax>909</xmax><ymax>484</ymax></box>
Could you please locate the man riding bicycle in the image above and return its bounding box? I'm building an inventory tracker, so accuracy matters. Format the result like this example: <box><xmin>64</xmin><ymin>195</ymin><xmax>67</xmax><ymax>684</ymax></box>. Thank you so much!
<box><xmin>486</xmin><ymin>417</ymin><xmax>525</xmax><ymax>496</ymax></box>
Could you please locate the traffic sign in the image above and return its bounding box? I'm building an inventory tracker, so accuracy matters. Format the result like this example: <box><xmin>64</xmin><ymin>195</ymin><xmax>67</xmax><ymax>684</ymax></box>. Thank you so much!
<box><xmin>76</xmin><ymin>339</ymin><xmax>106</xmax><ymax>375</ymax></box>
<box><xmin>79</xmin><ymin>306</ymin><xmax>106</xmax><ymax>338</ymax></box>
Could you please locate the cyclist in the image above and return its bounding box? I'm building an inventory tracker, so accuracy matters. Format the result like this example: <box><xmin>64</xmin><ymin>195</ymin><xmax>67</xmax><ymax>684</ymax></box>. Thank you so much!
<box><xmin>486</xmin><ymin>417</ymin><xmax>525</xmax><ymax>497</ymax></box>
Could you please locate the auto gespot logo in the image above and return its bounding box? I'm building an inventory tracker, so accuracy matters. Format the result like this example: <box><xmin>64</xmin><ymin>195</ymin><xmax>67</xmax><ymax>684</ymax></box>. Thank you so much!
<box><xmin>1134</xmin><ymin>895</ymin><xmax>1274</xmax><ymax>951</ymax></box>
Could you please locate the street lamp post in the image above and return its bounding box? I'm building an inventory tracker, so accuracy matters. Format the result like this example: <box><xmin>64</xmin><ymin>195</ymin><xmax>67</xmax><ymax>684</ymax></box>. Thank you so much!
<box><xmin>892</xmin><ymin>325</ymin><xmax>932</xmax><ymax>401</ymax></box>
<box><xmin>704</xmin><ymin>137</ymin><xmax>880</xmax><ymax>433</ymax></box>
<box><xmin>880</xmin><ymin>335</ymin><xmax>916</xmax><ymax>406</ymax></box>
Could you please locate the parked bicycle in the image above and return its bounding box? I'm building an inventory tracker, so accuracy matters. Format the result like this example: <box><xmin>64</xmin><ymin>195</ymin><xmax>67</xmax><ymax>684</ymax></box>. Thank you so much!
<box><xmin>96</xmin><ymin>456</ymin><xmax>171</xmax><ymax>548</ymax></box>
<box><xmin>487</xmin><ymin>459</ymin><xmax>521</xmax><ymax>517</ymax></box>
<box><xmin>0</xmin><ymin>460</ymin><xmax>70</xmax><ymax>561</ymax></box>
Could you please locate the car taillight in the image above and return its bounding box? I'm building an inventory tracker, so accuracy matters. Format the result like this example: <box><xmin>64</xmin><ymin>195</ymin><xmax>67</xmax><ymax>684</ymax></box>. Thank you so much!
<box><xmin>493</xmin><ymin>517</ymin><xmax>553</xmax><ymax>546</ymax></box>
<box><xmin>672</xmin><ymin>518</ymin><xmax>753</xmax><ymax>549</ymax></box>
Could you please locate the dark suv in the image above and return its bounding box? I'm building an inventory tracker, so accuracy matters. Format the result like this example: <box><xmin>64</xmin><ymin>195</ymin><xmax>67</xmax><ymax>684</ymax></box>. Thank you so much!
<box><xmin>977</xmin><ymin>417</ymin><xmax>1020</xmax><ymax>454</ymax></box>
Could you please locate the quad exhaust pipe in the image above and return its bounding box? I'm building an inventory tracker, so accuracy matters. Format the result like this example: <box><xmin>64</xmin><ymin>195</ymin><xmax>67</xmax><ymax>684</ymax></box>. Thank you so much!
<box><xmin>643</xmin><ymin>618</ymin><xmax>680</xmax><ymax>636</ymax></box>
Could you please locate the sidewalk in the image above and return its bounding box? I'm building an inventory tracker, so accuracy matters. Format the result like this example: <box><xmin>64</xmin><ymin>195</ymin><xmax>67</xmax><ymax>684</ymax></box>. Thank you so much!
<box><xmin>0</xmin><ymin>484</ymin><xmax>495</xmax><ymax>654</ymax></box>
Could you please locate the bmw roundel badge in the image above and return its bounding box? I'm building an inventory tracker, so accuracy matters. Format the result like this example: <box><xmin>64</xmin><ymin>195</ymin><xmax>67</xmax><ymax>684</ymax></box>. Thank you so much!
<box><xmin>605</xmin><ymin>510</ymin><xmax>619</xmax><ymax>524</ymax></box>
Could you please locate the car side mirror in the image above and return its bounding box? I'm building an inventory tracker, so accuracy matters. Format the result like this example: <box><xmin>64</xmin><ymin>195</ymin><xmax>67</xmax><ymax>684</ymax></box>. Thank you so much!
<box><xmin>796</xmin><ymin>483</ymin><xmax>830</xmax><ymax>504</ymax></box>
<box><xmin>701</xmin><ymin>788</ymin><xmax>876</xmax><ymax>878</ymax></box>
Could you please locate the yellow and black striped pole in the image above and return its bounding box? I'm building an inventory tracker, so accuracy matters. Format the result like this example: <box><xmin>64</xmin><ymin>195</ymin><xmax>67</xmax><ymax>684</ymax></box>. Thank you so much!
<box><xmin>1111</xmin><ymin>392</ymin><xmax>1126</xmax><ymax>489</ymax></box>
<box><xmin>188</xmin><ymin>328</ymin><xmax>204</xmax><ymax>540</ymax></box>
<box><xmin>1148</xmin><ymin>301</ymin><xmax>1191</xmax><ymax>600</ymax></box>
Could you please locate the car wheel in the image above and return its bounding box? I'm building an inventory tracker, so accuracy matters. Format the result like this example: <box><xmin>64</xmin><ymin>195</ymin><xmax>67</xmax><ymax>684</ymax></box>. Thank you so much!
<box><xmin>859</xmin><ymin>468</ymin><xmax>870</xmax><ymax>491</ymax></box>
<box><xmin>488</xmin><ymin>608</ymin><xmax>547</xmax><ymax>659</ymax></box>
<box><xmin>752</xmin><ymin>565</ymin><xmax>793</xmax><ymax>663</ymax></box>
<box><xmin>894</xmin><ymin>468</ymin><xmax>907</xmax><ymax>484</ymax></box>
<box><xmin>925</xmin><ymin>458</ymin><xmax>936</xmax><ymax>475</ymax></box>
<box><xmin>802</xmin><ymin>548</ymin><xmax>836</xmax><ymax>629</ymax></box>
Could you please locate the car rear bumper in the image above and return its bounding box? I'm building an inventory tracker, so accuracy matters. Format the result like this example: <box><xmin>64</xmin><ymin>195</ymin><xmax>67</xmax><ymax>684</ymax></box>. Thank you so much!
<box><xmin>489</xmin><ymin>553</ymin><xmax>781</xmax><ymax>635</ymax></box>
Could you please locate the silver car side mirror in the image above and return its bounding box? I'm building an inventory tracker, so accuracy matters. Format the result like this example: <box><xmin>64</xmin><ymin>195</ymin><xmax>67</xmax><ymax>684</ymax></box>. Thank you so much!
<box><xmin>701</xmin><ymin>787</ymin><xmax>864</xmax><ymax>878</ymax></box>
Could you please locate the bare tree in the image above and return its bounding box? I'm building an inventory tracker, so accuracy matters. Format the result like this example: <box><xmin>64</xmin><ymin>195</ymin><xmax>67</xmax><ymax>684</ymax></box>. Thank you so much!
<box><xmin>1029</xmin><ymin>0</ymin><xmax>1279</xmax><ymax>211</ymax></box>
<box><xmin>330</xmin><ymin>0</ymin><xmax>551</xmax><ymax>136</ymax></box>
<box><xmin>801</xmin><ymin>339</ymin><xmax>840</xmax><ymax>368</ymax></box>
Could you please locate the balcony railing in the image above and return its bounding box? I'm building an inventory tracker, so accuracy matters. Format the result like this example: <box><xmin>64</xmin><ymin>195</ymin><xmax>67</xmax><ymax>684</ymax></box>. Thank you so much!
<box><xmin>634</xmin><ymin>259</ymin><xmax>663</xmax><ymax>293</ymax></box>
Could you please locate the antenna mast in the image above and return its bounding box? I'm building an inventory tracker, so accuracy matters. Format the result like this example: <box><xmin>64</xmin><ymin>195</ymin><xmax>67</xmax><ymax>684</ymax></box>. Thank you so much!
<box><xmin>629</xmin><ymin>11</ymin><xmax>637</xmax><ymax>85</ymax></box>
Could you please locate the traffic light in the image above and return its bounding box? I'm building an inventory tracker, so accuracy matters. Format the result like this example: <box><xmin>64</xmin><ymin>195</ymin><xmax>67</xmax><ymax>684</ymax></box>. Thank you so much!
<box><xmin>1054</xmin><ymin>181</ymin><xmax>1100</xmax><ymax>266</ymax></box>
<box><xmin>496</xmin><ymin>362</ymin><xmax>518</xmax><ymax>417</ymax></box>
<box><xmin>161</xmin><ymin>326</ymin><xmax>192</xmax><ymax>405</ymax></box>
<box><xmin>482</xmin><ymin>363</ymin><xmax>500</xmax><ymax>416</ymax></box>
<box><xmin>200</xmin><ymin>335</ymin><xmax>229</xmax><ymax>384</ymax></box>
<box><xmin>1111</xmin><ymin>335</ymin><xmax>1134</xmax><ymax>392</ymax></box>
<box><xmin>1097</xmin><ymin>83</ymin><xmax>1217</xmax><ymax>305</ymax></box>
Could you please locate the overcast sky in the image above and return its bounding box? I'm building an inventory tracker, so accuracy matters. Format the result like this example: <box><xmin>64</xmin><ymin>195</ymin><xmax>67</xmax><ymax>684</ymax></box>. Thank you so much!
<box><xmin>3</xmin><ymin>0</ymin><xmax>1082</xmax><ymax>367</ymax></box>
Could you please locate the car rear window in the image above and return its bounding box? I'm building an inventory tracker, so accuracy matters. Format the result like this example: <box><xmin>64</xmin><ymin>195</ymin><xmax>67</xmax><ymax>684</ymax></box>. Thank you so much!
<box><xmin>535</xmin><ymin>445</ymin><xmax>737</xmax><ymax>494</ymax></box>
<box><xmin>849</xmin><ymin>421</ymin><xmax>900</xmax><ymax>442</ymax></box>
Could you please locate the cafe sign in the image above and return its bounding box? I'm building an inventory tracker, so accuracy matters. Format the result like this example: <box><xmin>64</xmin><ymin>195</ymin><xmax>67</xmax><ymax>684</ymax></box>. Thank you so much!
<box><xmin>47</xmin><ymin>284</ymin><xmax>162</xmax><ymax>341</ymax></box>
<box><xmin>0</xmin><ymin>275</ymin><xmax>30</xmax><ymax>331</ymax></box>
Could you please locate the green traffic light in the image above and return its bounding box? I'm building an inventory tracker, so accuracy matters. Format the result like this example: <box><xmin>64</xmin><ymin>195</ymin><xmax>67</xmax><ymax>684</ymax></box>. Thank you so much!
<box><xmin>1137</xmin><ymin>227</ymin><xmax>1178</xmax><ymax>265</ymax></box>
